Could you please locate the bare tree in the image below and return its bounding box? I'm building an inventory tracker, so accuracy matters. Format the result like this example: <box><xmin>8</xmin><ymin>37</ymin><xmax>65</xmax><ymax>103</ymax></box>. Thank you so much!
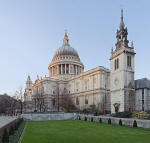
<box><xmin>59</xmin><ymin>88</ymin><xmax>76</xmax><ymax>112</ymax></box>
<box><xmin>36</xmin><ymin>94</ymin><xmax>45</xmax><ymax>112</ymax></box>
<box><xmin>33</xmin><ymin>83</ymin><xmax>46</xmax><ymax>112</ymax></box>
<box><xmin>0</xmin><ymin>94</ymin><xmax>19</xmax><ymax>114</ymax></box>
<box><xmin>14</xmin><ymin>87</ymin><xmax>24</xmax><ymax>113</ymax></box>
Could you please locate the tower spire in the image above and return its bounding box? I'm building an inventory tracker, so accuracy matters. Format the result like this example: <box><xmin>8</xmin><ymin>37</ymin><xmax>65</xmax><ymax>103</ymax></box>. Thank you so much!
<box><xmin>120</xmin><ymin>8</ymin><xmax>124</xmax><ymax>30</ymax></box>
<box><xmin>62</xmin><ymin>30</ymin><xmax>70</xmax><ymax>46</ymax></box>
<box><xmin>115</xmin><ymin>8</ymin><xmax>129</xmax><ymax>50</ymax></box>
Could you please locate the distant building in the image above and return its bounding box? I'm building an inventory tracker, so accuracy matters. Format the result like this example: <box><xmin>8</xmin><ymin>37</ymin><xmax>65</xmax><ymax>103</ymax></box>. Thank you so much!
<box><xmin>24</xmin><ymin>9</ymin><xmax>150</xmax><ymax>113</ymax></box>
<box><xmin>135</xmin><ymin>78</ymin><xmax>150</xmax><ymax>112</ymax></box>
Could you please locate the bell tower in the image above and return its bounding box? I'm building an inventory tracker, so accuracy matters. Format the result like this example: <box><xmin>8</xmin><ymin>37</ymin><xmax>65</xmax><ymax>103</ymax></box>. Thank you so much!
<box><xmin>110</xmin><ymin>9</ymin><xmax>136</xmax><ymax>113</ymax></box>
<box><xmin>24</xmin><ymin>75</ymin><xmax>32</xmax><ymax>101</ymax></box>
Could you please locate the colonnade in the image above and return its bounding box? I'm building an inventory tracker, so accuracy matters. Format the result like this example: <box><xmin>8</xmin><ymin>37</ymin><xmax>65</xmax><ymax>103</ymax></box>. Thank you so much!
<box><xmin>50</xmin><ymin>64</ymin><xmax>82</xmax><ymax>76</ymax></box>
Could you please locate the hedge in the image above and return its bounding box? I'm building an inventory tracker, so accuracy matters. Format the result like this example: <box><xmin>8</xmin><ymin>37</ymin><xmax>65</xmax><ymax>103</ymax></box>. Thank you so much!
<box><xmin>1</xmin><ymin>118</ymin><xmax>25</xmax><ymax>143</ymax></box>
<box><xmin>9</xmin><ymin>120</ymin><xmax>26</xmax><ymax>143</ymax></box>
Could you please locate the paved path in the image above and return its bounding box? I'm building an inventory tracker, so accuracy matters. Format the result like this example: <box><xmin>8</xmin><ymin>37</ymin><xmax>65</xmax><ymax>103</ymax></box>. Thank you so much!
<box><xmin>0</xmin><ymin>116</ymin><xmax>17</xmax><ymax>129</ymax></box>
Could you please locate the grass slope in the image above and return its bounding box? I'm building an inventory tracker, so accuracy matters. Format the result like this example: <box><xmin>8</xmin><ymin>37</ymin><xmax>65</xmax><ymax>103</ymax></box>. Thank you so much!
<box><xmin>22</xmin><ymin>120</ymin><xmax>150</xmax><ymax>143</ymax></box>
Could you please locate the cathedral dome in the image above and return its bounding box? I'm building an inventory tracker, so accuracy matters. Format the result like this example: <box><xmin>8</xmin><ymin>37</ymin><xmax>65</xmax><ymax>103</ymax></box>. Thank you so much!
<box><xmin>52</xmin><ymin>32</ymin><xmax>79</xmax><ymax>61</ymax></box>
<box><xmin>48</xmin><ymin>32</ymin><xmax>84</xmax><ymax>80</ymax></box>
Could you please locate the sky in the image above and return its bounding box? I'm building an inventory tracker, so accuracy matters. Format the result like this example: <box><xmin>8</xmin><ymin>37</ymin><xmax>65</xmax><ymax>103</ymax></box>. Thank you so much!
<box><xmin>0</xmin><ymin>0</ymin><xmax>150</xmax><ymax>95</ymax></box>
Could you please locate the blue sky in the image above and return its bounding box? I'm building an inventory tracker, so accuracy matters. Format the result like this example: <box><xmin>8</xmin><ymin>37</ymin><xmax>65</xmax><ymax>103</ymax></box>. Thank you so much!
<box><xmin>0</xmin><ymin>0</ymin><xmax>150</xmax><ymax>94</ymax></box>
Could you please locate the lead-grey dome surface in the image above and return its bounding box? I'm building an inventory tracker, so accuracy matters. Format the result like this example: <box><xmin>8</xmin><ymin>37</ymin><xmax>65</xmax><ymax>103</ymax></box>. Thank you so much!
<box><xmin>54</xmin><ymin>45</ymin><xmax>79</xmax><ymax>58</ymax></box>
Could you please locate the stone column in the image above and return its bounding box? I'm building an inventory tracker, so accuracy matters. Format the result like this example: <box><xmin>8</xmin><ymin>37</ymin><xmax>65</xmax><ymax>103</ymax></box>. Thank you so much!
<box><xmin>65</xmin><ymin>64</ymin><xmax>66</xmax><ymax>74</ymax></box>
<box><xmin>61</xmin><ymin>64</ymin><xmax>63</xmax><ymax>74</ymax></box>
<box><xmin>53</xmin><ymin>66</ymin><xmax>55</xmax><ymax>75</ymax></box>
<box><xmin>50</xmin><ymin>68</ymin><xmax>51</xmax><ymax>77</ymax></box>
<box><xmin>51</xmin><ymin>67</ymin><xmax>53</xmax><ymax>76</ymax></box>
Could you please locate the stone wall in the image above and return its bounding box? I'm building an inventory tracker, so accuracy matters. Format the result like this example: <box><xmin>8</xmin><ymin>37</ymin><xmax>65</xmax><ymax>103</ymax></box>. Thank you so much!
<box><xmin>21</xmin><ymin>113</ymin><xmax>77</xmax><ymax>121</ymax></box>
<box><xmin>0</xmin><ymin>116</ymin><xmax>18</xmax><ymax>138</ymax></box>
<box><xmin>78</xmin><ymin>115</ymin><xmax>150</xmax><ymax>129</ymax></box>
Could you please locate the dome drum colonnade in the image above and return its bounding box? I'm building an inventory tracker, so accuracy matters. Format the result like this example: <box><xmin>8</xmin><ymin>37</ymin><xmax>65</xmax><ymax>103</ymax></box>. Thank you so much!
<box><xmin>49</xmin><ymin>63</ymin><xmax>83</xmax><ymax>76</ymax></box>
<box><xmin>48</xmin><ymin>32</ymin><xmax>84</xmax><ymax>78</ymax></box>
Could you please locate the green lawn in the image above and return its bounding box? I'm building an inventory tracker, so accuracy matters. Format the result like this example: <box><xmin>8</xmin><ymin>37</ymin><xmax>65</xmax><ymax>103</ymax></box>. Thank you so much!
<box><xmin>22</xmin><ymin>120</ymin><xmax>150</xmax><ymax>143</ymax></box>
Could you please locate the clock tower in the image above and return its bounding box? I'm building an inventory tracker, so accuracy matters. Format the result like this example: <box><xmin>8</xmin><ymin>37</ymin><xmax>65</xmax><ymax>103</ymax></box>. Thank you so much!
<box><xmin>110</xmin><ymin>9</ymin><xmax>136</xmax><ymax>113</ymax></box>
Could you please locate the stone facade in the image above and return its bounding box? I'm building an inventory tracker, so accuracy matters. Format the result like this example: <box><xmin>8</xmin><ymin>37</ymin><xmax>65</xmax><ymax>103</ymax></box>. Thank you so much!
<box><xmin>67</xmin><ymin>67</ymin><xmax>110</xmax><ymax>112</ymax></box>
<box><xmin>24</xmin><ymin>31</ymin><xmax>111</xmax><ymax>113</ymax></box>
<box><xmin>24</xmin><ymin>9</ymin><xmax>150</xmax><ymax>114</ymax></box>
<box><xmin>110</xmin><ymin>8</ymin><xmax>135</xmax><ymax>113</ymax></box>
<box><xmin>135</xmin><ymin>78</ymin><xmax>150</xmax><ymax>112</ymax></box>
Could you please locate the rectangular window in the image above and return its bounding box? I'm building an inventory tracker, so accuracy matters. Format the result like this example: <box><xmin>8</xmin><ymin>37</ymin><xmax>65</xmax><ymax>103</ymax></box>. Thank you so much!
<box><xmin>127</xmin><ymin>56</ymin><xmax>131</xmax><ymax>67</ymax></box>
<box><xmin>114</xmin><ymin>58</ymin><xmax>119</xmax><ymax>70</ymax></box>
<box><xmin>114</xmin><ymin>60</ymin><xmax>116</xmax><ymax>70</ymax></box>
<box><xmin>142</xmin><ymin>88</ymin><xmax>144</xmax><ymax>95</ymax></box>
<box><xmin>142</xmin><ymin>88</ymin><xmax>144</xmax><ymax>111</ymax></box>
<box><xmin>117</xmin><ymin>58</ymin><xmax>119</xmax><ymax>69</ymax></box>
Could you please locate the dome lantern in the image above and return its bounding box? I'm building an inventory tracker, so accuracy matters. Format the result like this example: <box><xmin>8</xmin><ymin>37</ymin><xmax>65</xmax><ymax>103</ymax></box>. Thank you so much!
<box><xmin>62</xmin><ymin>31</ymin><xmax>70</xmax><ymax>46</ymax></box>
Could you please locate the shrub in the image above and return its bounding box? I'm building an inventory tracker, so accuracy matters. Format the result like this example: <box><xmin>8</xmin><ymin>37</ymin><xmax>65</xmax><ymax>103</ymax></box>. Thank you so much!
<box><xmin>20</xmin><ymin>118</ymin><xmax>23</xmax><ymax>123</ymax></box>
<box><xmin>18</xmin><ymin>118</ymin><xmax>23</xmax><ymax>126</ymax></box>
<box><xmin>119</xmin><ymin>119</ymin><xmax>122</xmax><ymax>126</ymax></box>
<box><xmin>84</xmin><ymin>117</ymin><xmax>87</xmax><ymax>121</ymax></box>
<box><xmin>9</xmin><ymin>125</ymin><xmax>14</xmax><ymax>135</ymax></box>
<box><xmin>111</xmin><ymin>111</ymin><xmax>132</xmax><ymax>118</ymax></box>
<box><xmin>132</xmin><ymin>111</ymin><xmax>149</xmax><ymax>119</ymax></box>
<box><xmin>9</xmin><ymin>121</ymin><xmax>26</xmax><ymax>143</ymax></box>
<box><xmin>132</xmin><ymin>111</ymin><xmax>138</xmax><ymax>118</ymax></box>
<box><xmin>14</xmin><ymin>122</ymin><xmax>18</xmax><ymax>130</ymax></box>
<box><xmin>91</xmin><ymin>117</ymin><xmax>93</xmax><ymax>122</ymax></box>
<box><xmin>2</xmin><ymin>129</ymin><xmax>9</xmax><ymax>143</ymax></box>
<box><xmin>99</xmin><ymin>118</ymin><xmax>102</xmax><ymax>123</ymax></box>
<box><xmin>108</xmin><ymin>118</ymin><xmax>111</xmax><ymax>125</ymax></box>
<box><xmin>133</xmin><ymin>120</ymin><xmax>137</xmax><ymax>127</ymax></box>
